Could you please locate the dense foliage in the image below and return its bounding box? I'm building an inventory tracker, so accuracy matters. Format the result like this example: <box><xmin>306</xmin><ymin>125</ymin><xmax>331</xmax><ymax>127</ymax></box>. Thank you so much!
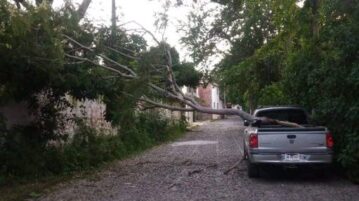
<box><xmin>0</xmin><ymin>1</ymin><xmax>192</xmax><ymax>183</ymax></box>
<box><xmin>192</xmin><ymin>0</ymin><xmax>359</xmax><ymax>182</ymax></box>
<box><xmin>140</xmin><ymin>42</ymin><xmax>201</xmax><ymax>88</ymax></box>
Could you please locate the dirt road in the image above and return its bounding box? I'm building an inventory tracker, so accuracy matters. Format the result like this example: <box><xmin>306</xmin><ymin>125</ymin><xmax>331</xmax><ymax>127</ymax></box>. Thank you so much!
<box><xmin>37</xmin><ymin>117</ymin><xmax>358</xmax><ymax>201</ymax></box>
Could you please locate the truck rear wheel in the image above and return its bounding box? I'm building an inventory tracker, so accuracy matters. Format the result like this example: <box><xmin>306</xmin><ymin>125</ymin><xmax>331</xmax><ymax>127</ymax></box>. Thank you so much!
<box><xmin>247</xmin><ymin>160</ymin><xmax>259</xmax><ymax>178</ymax></box>
<box><xmin>243</xmin><ymin>141</ymin><xmax>248</xmax><ymax>160</ymax></box>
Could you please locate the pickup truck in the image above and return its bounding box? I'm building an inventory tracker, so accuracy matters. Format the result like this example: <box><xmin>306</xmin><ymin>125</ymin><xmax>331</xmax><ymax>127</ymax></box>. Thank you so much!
<box><xmin>243</xmin><ymin>106</ymin><xmax>333</xmax><ymax>178</ymax></box>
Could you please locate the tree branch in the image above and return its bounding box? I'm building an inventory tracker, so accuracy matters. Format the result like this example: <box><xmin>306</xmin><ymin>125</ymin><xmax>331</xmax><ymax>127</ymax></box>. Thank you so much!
<box><xmin>64</xmin><ymin>54</ymin><xmax>136</xmax><ymax>79</ymax></box>
<box><xmin>17</xmin><ymin>0</ymin><xmax>32</xmax><ymax>10</ymax></box>
<box><xmin>147</xmin><ymin>82</ymin><xmax>255</xmax><ymax>121</ymax></box>
<box><xmin>139</xmin><ymin>97</ymin><xmax>194</xmax><ymax>112</ymax></box>
<box><xmin>105</xmin><ymin>46</ymin><xmax>139</xmax><ymax>60</ymax></box>
<box><xmin>148</xmin><ymin>83</ymin><xmax>182</xmax><ymax>100</ymax></box>
<box><xmin>63</xmin><ymin>34</ymin><xmax>138</xmax><ymax>77</ymax></box>
<box><xmin>126</xmin><ymin>21</ymin><xmax>161</xmax><ymax>45</ymax></box>
<box><xmin>14</xmin><ymin>0</ymin><xmax>21</xmax><ymax>9</ymax></box>
<box><xmin>258</xmin><ymin>117</ymin><xmax>305</xmax><ymax>128</ymax></box>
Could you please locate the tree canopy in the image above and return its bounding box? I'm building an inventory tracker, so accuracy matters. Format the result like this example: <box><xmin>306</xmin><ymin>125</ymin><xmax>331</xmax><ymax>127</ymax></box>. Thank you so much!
<box><xmin>179</xmin><ymin>0</ymin><xmax>359</xmax><ymax>182</ymax></box>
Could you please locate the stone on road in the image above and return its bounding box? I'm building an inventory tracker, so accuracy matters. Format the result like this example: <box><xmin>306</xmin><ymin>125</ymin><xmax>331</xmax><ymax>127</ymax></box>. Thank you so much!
<box><xmin>37</xmin><ymin>117</ymin><xmax>358</xmax><ymax>201</ymax></box>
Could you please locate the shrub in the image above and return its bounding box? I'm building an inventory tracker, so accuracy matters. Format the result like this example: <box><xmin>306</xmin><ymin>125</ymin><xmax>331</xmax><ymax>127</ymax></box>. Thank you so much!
<box><xmin>62</xmin><ymin>121</ymin><xmax>126</xmax><ymax>172</ymax></box>
<box><xmin>0</xmin><ymin>125</ymin><xmax>55</xmax><ymax>178</ymax></box>
<box><xmin>258</xmin><ymin>83</ymin><xmax>289</xmax><ymax>106</ymax></box>
<box><xmin>0</xmin><ymin>111</ymin><xmax>186</xmax><ymax>183</ymax></box>
<box><xmin>338</xmin><ymin>132</ymin><xmax>359</xmax><ymax>183</ymax></box>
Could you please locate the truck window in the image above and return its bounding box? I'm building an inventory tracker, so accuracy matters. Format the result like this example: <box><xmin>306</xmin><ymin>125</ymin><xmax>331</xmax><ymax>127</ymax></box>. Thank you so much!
<box><xmin>256</xmin><ymin>109</ymin><xmax>308</xmax><ymax>125</ymax></box>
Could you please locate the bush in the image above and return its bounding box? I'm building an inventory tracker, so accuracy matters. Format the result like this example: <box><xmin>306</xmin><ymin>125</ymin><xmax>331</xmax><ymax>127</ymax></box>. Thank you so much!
<box><xmin>61</xmin><ymin>121</ymin><xmax>127</xmax><ymax>172</ymax></box>
<box><xmin>61</xmin><ymin>112</ymin><xmax>185</xmax><ymax>172</ymax></box>
<box><xmin>0</xmin><ymin>125</ymin><xmax>57</xmax><ymax>178</ymax></box>
<box><xmin>120</xmin><ymin>112</ymin><xmax>186</xmax><ymax>152</ymax></box>
<box><xmin>0</xmin><ymin>111</ymin><xmax>186</xmax><ymax>183</ymax></box>
<box><xmin>338</xmin><ymin>132</ymin><xmax>359</xmax><ymax>183</ymax></box>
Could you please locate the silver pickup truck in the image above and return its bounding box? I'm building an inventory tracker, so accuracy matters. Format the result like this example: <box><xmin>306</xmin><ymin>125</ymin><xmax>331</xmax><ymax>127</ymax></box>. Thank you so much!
<box><xmin>243</xmin><ymin>106</ymin><xmax>334</xmax><ymax>178</ymax></box>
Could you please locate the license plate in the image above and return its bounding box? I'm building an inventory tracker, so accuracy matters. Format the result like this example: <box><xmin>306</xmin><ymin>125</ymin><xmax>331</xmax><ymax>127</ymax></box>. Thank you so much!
<box><xmin>282</xmin><ymin>154</ymin><xmax>308</xmax><ymax>161</ymax></box>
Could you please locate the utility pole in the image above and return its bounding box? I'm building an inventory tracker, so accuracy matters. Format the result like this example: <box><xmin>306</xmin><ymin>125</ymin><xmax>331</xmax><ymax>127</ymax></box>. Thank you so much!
<box><xmin>111</xmin><ymin>0</ymin><xmax>117</xmax><ymax>40</ymax></box>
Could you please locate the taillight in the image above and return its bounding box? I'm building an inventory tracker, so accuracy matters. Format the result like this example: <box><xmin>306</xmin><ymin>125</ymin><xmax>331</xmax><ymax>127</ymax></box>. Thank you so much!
<box><xmin>249</xmin><ymin>133</ymin><xmax>258</xmax><ymax>148</ymax></box>
<box><xmin>326</xmin><ymin>132</ymin><xmax>334</xmax><ymax>149</ymax></box>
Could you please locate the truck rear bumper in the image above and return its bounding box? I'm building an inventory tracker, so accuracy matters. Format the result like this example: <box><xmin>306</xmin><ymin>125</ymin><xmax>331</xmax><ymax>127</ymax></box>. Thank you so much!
<box><xmin>249</xmin><ymin>153</ymin><xmax>333</xmax><ymax>164</ymax></box>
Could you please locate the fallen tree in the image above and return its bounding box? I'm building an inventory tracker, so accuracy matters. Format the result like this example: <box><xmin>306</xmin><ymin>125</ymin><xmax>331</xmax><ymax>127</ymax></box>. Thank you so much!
<box><xmin>63</xmin><ymin>22</ymin><xmax>302</xmax><ymax>128</ymax></box>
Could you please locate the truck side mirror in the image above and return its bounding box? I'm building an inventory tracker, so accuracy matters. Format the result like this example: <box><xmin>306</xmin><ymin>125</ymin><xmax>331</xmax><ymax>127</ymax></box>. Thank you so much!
<box><xmin>243</xmin><ymin>120</ymin><xmax>249</xmax><ymax>126</ymax></box>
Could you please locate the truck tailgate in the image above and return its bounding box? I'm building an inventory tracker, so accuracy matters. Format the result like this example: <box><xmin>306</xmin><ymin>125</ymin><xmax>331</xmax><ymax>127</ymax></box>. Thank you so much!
<box><xmin>257</xmin><ymin>127</ymin><xmax>328</xmax><ymax>153</ymax></box>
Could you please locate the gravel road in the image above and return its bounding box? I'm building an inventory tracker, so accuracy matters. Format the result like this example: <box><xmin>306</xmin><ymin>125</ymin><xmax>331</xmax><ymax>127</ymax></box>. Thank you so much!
<box><xmin>37</xmin><ymin>117</ymin><xmax>358</xmax><ymax>201</ymax></box>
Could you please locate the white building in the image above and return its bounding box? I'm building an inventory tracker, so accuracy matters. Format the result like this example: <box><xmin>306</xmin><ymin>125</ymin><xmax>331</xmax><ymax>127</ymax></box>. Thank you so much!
<box><xmin>181</xmin><ymin>83</ymin><xmax>225</xmax><ymax>123</ymax></box>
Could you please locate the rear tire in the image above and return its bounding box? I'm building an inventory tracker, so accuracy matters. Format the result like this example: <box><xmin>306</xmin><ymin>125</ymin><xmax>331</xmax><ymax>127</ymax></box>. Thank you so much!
<box><xmin>243</xmin><ymin>141</ymin><xmax>248</xmax><ymax>160</ymax></box>
<box><xmin>247</xmin><ymin>160</ymin><xmax>259</xmax><ymax>178</ymax></box>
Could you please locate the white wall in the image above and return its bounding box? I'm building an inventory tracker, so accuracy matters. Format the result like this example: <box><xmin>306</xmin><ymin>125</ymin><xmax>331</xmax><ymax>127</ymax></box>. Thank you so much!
<box><xmin>211</xmin><ymin>85</ymin><xmax>224</xmax><ymax>119</ymax></box>
<box><xmin>62</xmin><ymin>96</ymin><xmax>115</xmax><ymax>135</ymax></box>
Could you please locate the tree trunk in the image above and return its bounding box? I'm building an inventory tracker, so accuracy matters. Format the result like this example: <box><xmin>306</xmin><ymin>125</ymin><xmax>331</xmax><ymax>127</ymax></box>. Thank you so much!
<box><xmin>111</xmin><ymin>0</ymin><xmax>117</xmax><ymax>43</ymax></box>
<box><xmin>111</xmin><ymin>0</ymin><xmax>117</xmax><ymax>30</ymax></box>
<box><xmin>309</xmin><ymin>0</ymin><xmax>320</xmax><ymax>39</ymax></box>
<box><xmin>76</xmin><ymin>0</ymin><xmax>92</xmax><ymax>22</ymax></box>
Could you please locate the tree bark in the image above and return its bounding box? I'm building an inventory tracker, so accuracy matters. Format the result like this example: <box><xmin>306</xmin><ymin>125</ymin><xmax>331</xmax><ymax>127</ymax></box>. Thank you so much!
<box><xmin>309</xmin><ymin>0</ymin><xmax>320</xmax><ymax>39</ymax></box>
<box><xmin>76</xmin><ymin>0</ymin><xmax>92</xmax><ymax>22</ymax></box>
<box><xmin>14</xmin><ymin>0</ymin><xmax>21</xmax><ymax>9</ymax></box>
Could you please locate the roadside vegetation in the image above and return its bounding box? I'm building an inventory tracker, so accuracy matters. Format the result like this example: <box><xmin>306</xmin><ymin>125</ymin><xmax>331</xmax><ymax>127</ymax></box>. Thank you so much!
<box><xmin>0</xmin><ymin>0</ymin><xmax>189</xmax><ymax>197</ymax></box>
<box><xmin>0</xmin><ymin>111</ymin><xmax>186</xmax><ymax>200</ymax></box>
<box><xmin>179</xmin><ymin>0</ymin><xmax>359</xmax><ymax>183</ymax></box>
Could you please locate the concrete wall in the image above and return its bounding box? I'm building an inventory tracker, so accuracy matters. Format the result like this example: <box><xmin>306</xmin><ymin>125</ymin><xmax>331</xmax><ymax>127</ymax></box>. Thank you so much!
<box><xmin>161</xmin><ymin>106</ymin><xmax>182</xmax><ymax>121</ymax></box>
<box><xmin>0</xmin><ymin>96</ymin><xmax>115</xmax><ymax>135</ymax></box>
<box><xmin>62</xmin><ymin>96</ymin><xmax>115</xmax><ymax>135</ymax></box>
